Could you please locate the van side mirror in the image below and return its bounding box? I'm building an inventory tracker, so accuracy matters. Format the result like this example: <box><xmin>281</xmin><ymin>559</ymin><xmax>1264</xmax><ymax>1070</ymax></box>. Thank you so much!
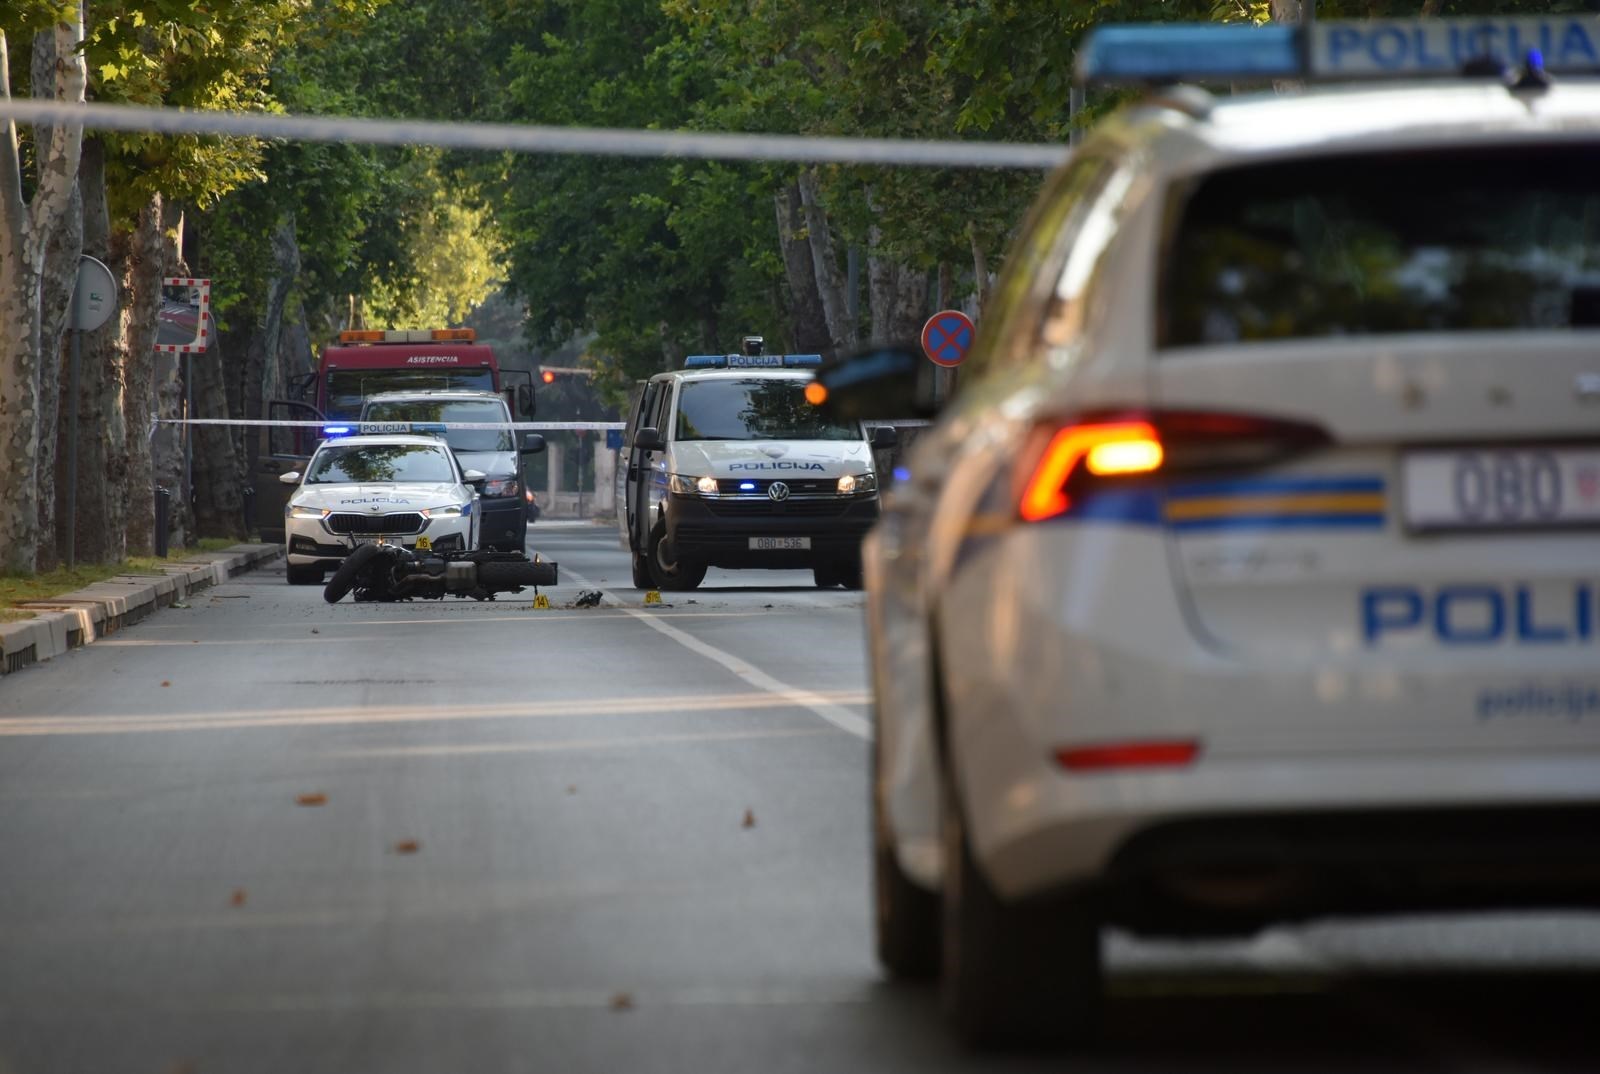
<box><xmin>809</xmin><ymin>344</ymin><xmax>941</xmax><ymax>424</ymax></box>
<box><xmin>869</xmin><ymin>426</ymin><xmax>899</xmax><ymax>450</ymax></box>
<box><xmin>634</xmin><ymin>427</ymin><xmax>665</xmax><ymax>453</ymax></box>
<box><xmin>521</xmin><ymin>433</ymin><xmax>546</xmax><ymax>455</ymax></box>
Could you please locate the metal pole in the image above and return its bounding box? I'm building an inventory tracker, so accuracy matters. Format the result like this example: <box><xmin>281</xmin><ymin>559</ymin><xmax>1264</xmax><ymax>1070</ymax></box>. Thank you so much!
<box><xmin>183</xmin><ymin>354</ymin><xmax>193</xmax><ymax>513</ymax></box>
<box><xmin>65</xmin><ymin>291</ymin><xmax>82</xmax><ymax>569</ymax></box>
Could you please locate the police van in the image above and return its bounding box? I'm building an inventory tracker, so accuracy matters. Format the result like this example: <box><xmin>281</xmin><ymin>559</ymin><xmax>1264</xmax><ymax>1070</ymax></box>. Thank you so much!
<box><xmin>616</xmin><ymin>342</ymin><xmax>895</xmax><ymax>590</ymax></box>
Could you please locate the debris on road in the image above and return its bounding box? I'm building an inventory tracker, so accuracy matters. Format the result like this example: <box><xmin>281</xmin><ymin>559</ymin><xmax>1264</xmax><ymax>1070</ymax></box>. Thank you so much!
<box><xmin>610</xmin><ymin>991</ymin><xmax>634</xmax><ymax>1011</ymax></box>
<box><xmin>230</xmin><ymin>888</ymin><xmax>248</xmax><ymax>907</ymax></box>
<box><xmin>393</xmin><ymin>839</ymin><xmax>421</xmax><ymax>854</ymax></box>
<box><xmin>567</xmin><ymin>785</ymin><xmax>578</xmax><ymax>795</ymax></box>
<box><xmin>572</xmin><ymin>589</ymin><xmax>604</xmax><ymax>608</ymax></box>
<box><xmin>160</xmin><ymin>680</ymin><xmax>171</xmax><ymax>687</ymax></box>
<box><xmin>310</xmin><ymin>628</ymin><xmax>320</xmax><ymax>634</ymax></box>
<box><xmin>295</xmin><ymin>792</ymin><xmax>327</xmax><ymax>807</ymax></box>
<box><xmin>742</xmin><ymin>809</ymin><xmax>756</xmax><ymax>829</ymax></box>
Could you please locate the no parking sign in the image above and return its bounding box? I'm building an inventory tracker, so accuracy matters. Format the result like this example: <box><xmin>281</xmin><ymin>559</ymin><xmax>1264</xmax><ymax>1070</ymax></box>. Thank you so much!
<box><xmin>920</xmin><ymin>310</ymin><xmax>974</xmax><ymax>368</ymax></box>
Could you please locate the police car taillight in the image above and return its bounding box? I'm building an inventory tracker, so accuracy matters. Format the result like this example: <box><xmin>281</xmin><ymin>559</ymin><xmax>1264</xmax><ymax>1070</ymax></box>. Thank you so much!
<box><xmin>1017</xmin><ymin>410</ymin><xmax>1330</xmax><ymax>522</ymax></box>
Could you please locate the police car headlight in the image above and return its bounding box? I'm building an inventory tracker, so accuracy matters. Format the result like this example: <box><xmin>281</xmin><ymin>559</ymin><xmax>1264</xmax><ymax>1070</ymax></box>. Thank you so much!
<box><xmin>837</xmin><ymin>473</ymin><xmax>877</xmax><ymax>495</ymax></box>
<box><xmin>669</xmin><ymin>473</ymin><xmax>720</xmax><ymax>496</ymax></box>
<box><xmin>287</xmin><ymin>505</ymin><xmax>326</xmax><ymax>520</ymax></box>
<box><xmin>422</xmin><ymin>504</ymin><xmax>465</xmax><ymax>519</ymax></box>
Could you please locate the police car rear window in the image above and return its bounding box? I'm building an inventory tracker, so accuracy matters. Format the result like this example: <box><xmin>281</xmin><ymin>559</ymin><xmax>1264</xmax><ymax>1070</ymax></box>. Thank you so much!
<box><xmin>1161</xmin><ymin>145</ymin><xmax>1600</xmax><ymax>347</ymax></box>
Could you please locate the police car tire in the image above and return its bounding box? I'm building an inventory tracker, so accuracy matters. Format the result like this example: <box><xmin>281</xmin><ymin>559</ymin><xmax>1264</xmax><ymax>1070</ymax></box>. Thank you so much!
<box><xmin>648</xmin><ymin>525</ymin><xmax>705</xmax><ymax>591</ymax></box>
<box><xmin>873</xmin><ymin>713</ymin><xmax>940</xmax><ymax>979</ymax></box>
<box><xmin>940</xmin><ymin>770</ymin><xmax>1102</xmax><ymax>1047</ymax></box>
<box><xmin>286</xmin><ymin>563</ymin><xmax>323</xmax><ymax>586</ymax></box>
<box><xmin>323</xmin><ymin>543</ymin><xmax>382</xmax><ymax>604</ymax></box>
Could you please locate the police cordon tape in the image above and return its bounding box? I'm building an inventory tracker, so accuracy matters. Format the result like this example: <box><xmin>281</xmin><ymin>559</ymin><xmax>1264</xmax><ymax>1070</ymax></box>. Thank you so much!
<box><xmin>0</xmin><ymin>99</ymin><xmax>1067</xmax><ymax>171</ymax></box>
<box><xmin>151</xmin><ymin>418</ymin><xmax>931</xmax><ymax>432</ymax></box>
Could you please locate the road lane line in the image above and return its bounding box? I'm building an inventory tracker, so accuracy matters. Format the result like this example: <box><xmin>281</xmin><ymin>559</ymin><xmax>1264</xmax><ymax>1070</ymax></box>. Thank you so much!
<box><xmin>324</xmin><ymin>725</ymin><xmax>834</xmax><ymax>759</ymax></box>
<box><xmin>557</xmin><ymin>565</ymin><xmax>871</xmax><ymax>740</ymax></box>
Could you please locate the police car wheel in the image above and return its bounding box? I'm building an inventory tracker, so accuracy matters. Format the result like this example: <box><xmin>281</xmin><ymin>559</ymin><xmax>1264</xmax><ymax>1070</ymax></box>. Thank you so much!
<box><xmin>873</xmin><ymin>708</ymin><xmax>940</xmax><ymax>979</ymax></box>
<box><xmin>940</xmin><ymin>765</ymin><xmax>1102</xmax><ymax>1047</ymax></box>
<box><xmin>648</xmin><ymin>525</ymin><xmax>706</xmax><ymax>591</ymax></box>
<box><xmin>285</xmin><ymin>563</ymin><xmax>323</xmax><ymax>586</ymax></box>
<box><xmin>630</xmin><ymin>549</ymin><xmax>652</xmax><ymax>590</ymax></box>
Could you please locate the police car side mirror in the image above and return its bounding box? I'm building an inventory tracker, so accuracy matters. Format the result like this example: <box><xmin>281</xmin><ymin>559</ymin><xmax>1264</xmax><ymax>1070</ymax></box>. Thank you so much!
<box><xmin>869</xmin><ymin>426</ymin><xmax>898</xmax><ymax>450</ymax></box>
<box><xmin>278</xmin><ymin>471</ymin><xmax>301</xmax><ymax>485</ymax></box>
<box><xmin>520</xmin><ymin>433</ymin><xmax>546</xmax><ymax>455</ymax></box>
<box><xmin>635</xmin><ymin>427</ymin><xmax>665</xmax><ymax>453</ymax></box>
<box><xmin>809</xmin><ymin>344</ymin><xmax>941</xmax><ymax>424</ymax></box>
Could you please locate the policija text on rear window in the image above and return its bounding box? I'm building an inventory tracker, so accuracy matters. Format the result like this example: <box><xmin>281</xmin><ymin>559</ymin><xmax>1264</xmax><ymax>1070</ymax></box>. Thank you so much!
<box><xmin>1160</xmin><ymin>146</ymin><xmax>1600</xmax><ymax>347</ymax></box>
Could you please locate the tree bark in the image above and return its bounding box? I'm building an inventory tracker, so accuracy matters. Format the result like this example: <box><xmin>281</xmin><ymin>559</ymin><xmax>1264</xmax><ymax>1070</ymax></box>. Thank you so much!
<box><xmin>773</xmin><ymin>184</ymin><xmax>832</xmax><ymax>355</ymax></box>
<box><xmin>72</xmin><ymin>139</ymin><xmax>127</xmax><ymax>564</ymax></box>
<box><xmin>796</xmin><ymin>169</ymin><xmax>854</xmax><ymax>356</ymax></box>
<box><xmin>34</xmin><ymin>29</ymin><xmax>84</xmax><ymax>572</ymax></box>
<box><xmin>121</xmin><ymin>194</ymin><xmax>165</xmax><ymax>556</ymax></box>
<box><xmin>190</xmin><ymin>348</ymin><xmax>243</xmax><ymax>539</ymax></box>
<box><xmin>153</xmin><ymin>202</ymin><xmax>190</xmax><ymax>547</ymax></box>
<box><xmin>0</xmin><ymin>12</ymin><xmax>85</xmax><ymax>574</ymax></box>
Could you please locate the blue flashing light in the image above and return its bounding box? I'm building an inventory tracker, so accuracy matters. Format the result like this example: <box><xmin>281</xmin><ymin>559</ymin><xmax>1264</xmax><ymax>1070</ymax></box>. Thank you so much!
<box><xmin>739</xmin><ymin>482</ymin><xmax>756</xmax><ymax>491</ymax></box>
<box><xmin>1527</xmin><ymin>47</ymin><xmax>1545</xmax><ymax>71</ymax></box>
<box><xmin>684</xmin><ymin>355</ymin><xmax>724</xmax><ymax>369</ymax></box>
<box><xmin>781</xmin><ymin>354</ymin><xmax>822</xmax><ymax>368</ymax></box>
<box><xmin>1077</xmin><ymin>23</ymin><xmax>1300</xmax><ymax>85</ymax></box>
<box><xmin>892</xmin><ymin>467</ymin><xmax>911</xmax><ymax>484</ymax></box>
<box><xmin>323</xmin><ymin>425</ymin><xmax>351</xmax><ymax>436</ymax></box>
<box><xmin>683</xmin><ymin>353</ymin><xmax>824</xmax><ymax>370</ymax></box>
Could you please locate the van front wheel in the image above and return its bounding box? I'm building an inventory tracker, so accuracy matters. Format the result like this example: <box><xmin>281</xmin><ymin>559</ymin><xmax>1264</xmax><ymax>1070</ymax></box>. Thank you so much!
<box><xmin>648</xmin><ymin>524</ymin><xmax>705</xmax><ymax>591</ymax></box>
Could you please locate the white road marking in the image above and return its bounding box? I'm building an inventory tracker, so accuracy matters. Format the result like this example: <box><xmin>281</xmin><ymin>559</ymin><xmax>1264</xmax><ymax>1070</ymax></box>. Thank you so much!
<box><xmin>557</xmin><ymin>565</ymin><xmax>871</xmax><ymax>740</ymax></box>
<box><xmin>155</xmin><ymin>984</ymin><xmax>873</xmax><ymax>1014</ymax></box>
<box><xmin>325</xmin><ymin>725</ymin><xmax>834</xmax><ymax>759</ymax></box>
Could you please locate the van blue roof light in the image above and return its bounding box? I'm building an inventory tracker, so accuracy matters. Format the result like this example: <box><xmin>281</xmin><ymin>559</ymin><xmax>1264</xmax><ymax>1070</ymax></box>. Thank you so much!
<box><xmin>1079</xmin><ymin>17</ymin><xmax>1600</xmax><ymax>86</ymax></box>
<box><xmin>682</xmin><ymin>354</ymin><xmax>823</xmax><ymax>370</ymax></box>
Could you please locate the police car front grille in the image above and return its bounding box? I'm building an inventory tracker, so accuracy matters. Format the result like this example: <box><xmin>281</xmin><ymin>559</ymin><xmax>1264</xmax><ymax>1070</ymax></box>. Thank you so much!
<box><xmin>325</xmin><ymin>512</ymin><xmax>426</xmax><ymax>535</ymax></box>
<box><xmin>714</xmin><ymin>478</ymin><xmax>835</xmax><ymax>495</ymax></box>
<box><xmin>704</xmin><ymin>499</ymin><xmax>852</xmax><ymax>518</ymax></box>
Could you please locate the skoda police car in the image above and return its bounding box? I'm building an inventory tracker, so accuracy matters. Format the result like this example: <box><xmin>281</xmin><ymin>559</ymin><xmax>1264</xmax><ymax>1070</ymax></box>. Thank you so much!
<box><xmin>281</xmin><ymin>434</ymin><xmax>482</xmax><ymax>585</ymax></box>
<box><xmin>616</xmin><ymin>340</ymin><xmax>893</xmax><ymax>590</ymax></box>
<box><xmin>835</xmin><ymin>18</ymin><xmax>1600</xmax><ymax>1046</ymax></box>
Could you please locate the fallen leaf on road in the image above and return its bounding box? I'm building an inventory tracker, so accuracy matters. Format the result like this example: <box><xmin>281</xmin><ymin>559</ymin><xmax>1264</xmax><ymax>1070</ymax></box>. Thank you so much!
<box><xmin>295</xmin><ymin>793</ymin><xmax>327</xmax><ymax>807</ymax></box>
<box><xmin>171</xmin><ymin>601</ymin><xmax>190</xmax><ymax>610</ymax></box>
<box><xmin>310</xmin><ymin>628</ymin><xmax>320</xmax><ymax>634</ymax></box>
<box><xmin>566</xmin><ymin>785</ymin><xmax>577</xmax><ymax>795</ymax></box>
<box><xmin>393</xmin><ymin>839</ymin><xmax>421</xmax><ymax>854</ymax></box>
<box><xmin>230</xmin><ymin>889</ymin><xmax>247</xmax><ymax>907</ymax></box>
<box><xmin>166</xmin><ymin>1061</ymin><xmax>198</xmax><ymax>1074</ymax></box>
<box><xmin>160</xmin><ymin>680</ymin><xmax>171</xmax><ymax>687</ymax></box>
<box><xmin>610</xmin><ymin>991</ymin><xmax>634</xmax><ymax>1011</ymax></box>
<box><xmin>742</xmin><ymin>809</ymin><xmax>756</xmax><ymax>829</ymax></box>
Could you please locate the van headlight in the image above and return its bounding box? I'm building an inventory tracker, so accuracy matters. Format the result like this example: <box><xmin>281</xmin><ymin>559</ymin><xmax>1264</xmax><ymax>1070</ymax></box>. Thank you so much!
<box><xmin>670</xmin><ymin>473</ymin><xmax>720</xmax><ymax>496</ymax></box>
<box><xmin>483</xmin><ymin>476</ymin><xmax>519</xmax><ymax>497</ymax></box>
<box><xmin>287</xmin><ymin>505</ymin><xmax>327</xmax><ymax>520</ymax></box>
<box><xmin>837</xmin><ymin>473</ymin><xmax>877</xmax><ymax>495</ymax></box>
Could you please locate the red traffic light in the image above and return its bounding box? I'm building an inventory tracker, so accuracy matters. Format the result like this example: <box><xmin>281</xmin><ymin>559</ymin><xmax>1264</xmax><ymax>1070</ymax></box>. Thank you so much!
<box><xmin>541</xmin><ymin>370</ymin><xmax>556</xmax><ymax>384</ymax></box>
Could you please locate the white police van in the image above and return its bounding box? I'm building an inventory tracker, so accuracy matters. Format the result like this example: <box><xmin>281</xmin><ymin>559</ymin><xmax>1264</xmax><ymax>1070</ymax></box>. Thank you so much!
<box><xmin>616</xmin><ymin>344</ymin><xmax>895</xmax><ymax>590</ymax></box>
<box><xmin>808</xmin><ymin>16</ymin><xmax>1600</xmax><ymax>1047</ymax></box>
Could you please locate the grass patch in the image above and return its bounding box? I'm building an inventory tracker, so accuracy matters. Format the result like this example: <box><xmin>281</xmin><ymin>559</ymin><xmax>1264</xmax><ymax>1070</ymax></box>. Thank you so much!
<box><xmin>1</xmin><ymin>608</ymin><xmax>36</xmax><ymax>622</ymax></box>
<box><xmin>194</xmin><ymin>537</ymin><xmax>240</xmax><ymax>552</ymax></box>
<box><xmin>0</xmin><ymin>547</ymin><xmax>237</xmax><ymax>610</ymax></box>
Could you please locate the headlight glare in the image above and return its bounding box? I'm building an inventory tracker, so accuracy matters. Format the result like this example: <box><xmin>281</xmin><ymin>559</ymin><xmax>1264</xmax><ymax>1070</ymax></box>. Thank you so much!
<box><xmin>483</xmin><ymin>476</ymin><xmax>519</xmax><ymax>497</ymax></box>
<box><xmin>669</xmin><ymin>473</ymin><xmax>719</xmax><ymax>496</ymax></box>
<box><xmin>287</xmin><ymin>505</ymin><xmax>326</xmax><ymax>519</ymax></box>
<box><xmin>422</xmin><ymin>504</ymin><xmax>464</xmax><ymax>519</ymax></box>
<box><xmin>837</xmin><ymin>472</ymin><xmax>877</xmax><ymax>495</ymax></box>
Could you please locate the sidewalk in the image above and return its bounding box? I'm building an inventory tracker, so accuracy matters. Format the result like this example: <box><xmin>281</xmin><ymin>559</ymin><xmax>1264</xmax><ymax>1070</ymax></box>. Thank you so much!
<box><xmin>0</xmin><ymin>544</ymin><xmax>280</xmax><ymax>677</ymax></box>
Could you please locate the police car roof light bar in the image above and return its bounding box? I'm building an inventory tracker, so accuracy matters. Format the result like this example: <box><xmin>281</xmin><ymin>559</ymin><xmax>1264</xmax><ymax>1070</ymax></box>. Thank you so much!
<box><xmin>683</xmin><ymin>354</ymin><xmax>823</xmax><ymax>370</ymax></box>
<box><xmin>1077</xmin><ymin>16</ymin><xmax>1600</xmax><ymax>87</ymax></box>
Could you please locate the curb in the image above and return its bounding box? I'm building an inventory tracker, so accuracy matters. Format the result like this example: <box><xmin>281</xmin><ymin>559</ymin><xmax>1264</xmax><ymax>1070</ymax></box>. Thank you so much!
<box><xmin>0</xmin><ymin>544</ymin><xmax>280</xmax><ymax>677</ymax></box>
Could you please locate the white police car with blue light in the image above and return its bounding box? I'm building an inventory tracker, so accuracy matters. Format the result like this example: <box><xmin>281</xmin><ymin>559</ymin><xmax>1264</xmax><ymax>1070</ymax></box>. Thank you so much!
<box><xmin>281</xmin><ymin>434</ymin><xmax>482</xmax><ymax>585</ymax></box>
<box><xmin>615</xmin><ymin>345</ymin><xmax>894</xmax><ymax>590</ymax></box>
<box><xmin>810</xmin><ymin>17</ymin><xmax>1600</xmax><ymax>1047</ymax></box>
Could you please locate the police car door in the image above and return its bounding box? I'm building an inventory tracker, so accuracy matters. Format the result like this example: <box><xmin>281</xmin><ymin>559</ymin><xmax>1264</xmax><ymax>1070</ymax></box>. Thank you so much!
<box><xmin>622</xmin><ymin>379</ymin><xmax>666</xmax><ymax>552</ymax></box>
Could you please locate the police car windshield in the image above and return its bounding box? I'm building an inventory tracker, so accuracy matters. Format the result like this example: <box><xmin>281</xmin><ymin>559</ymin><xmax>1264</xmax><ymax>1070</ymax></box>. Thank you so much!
<box><xmin>362</xmin><ymin>399</ymin><xmax>512</xmax><ymax>452</ymax></box>
<box><xmin>675</xmin><ymin>378</ymin><xmax>858</xmax><ymax>441</ymax></box>
<box><xmin>306</xmin><ymin>443</ymin><xmax>456</xmax><ymax>484</ymax></box>
<box><xmin>1163</xmin><ymin>145</ymin><xmax>1600</xmax><ymax>346</ymax></box>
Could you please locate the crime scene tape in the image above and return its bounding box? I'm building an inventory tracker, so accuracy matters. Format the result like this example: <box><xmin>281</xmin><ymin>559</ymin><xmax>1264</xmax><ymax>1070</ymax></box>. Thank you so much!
<box><xmin>1</xmin><ymin>99</ymin><xmax>1069</xmax><ymax>171</ymax></box>
<box><xmin>152</xmin><ymin>418</ymin><xmax>930</xmax><ymax>434</ymax></box>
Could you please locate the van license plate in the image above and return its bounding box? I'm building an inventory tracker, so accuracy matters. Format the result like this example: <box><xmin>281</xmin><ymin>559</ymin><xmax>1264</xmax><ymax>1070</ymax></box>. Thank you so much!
<box><xmin>1402</xmin><ymin>447</ymin><xmax>1600</xmax><ymax>531</ymax></box>
<box><xmin>750</xmin><ymin>537</ymin><xmax>810</xmax><ymax>550</ymax></box>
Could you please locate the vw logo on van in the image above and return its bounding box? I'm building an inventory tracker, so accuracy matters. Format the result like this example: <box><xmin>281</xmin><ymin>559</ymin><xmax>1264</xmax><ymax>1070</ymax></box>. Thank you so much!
<box><xmin>768</xmin><ymin>481</ymin><xmax>791</xmax><ymax>502</ymax></box>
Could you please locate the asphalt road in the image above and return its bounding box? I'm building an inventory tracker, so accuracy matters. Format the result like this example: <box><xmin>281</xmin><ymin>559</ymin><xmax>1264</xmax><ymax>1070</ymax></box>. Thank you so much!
<box><xmin>0</xmin><ymin>522</ymin><xmax>1596</xmax><ymax>1073</ymax></box>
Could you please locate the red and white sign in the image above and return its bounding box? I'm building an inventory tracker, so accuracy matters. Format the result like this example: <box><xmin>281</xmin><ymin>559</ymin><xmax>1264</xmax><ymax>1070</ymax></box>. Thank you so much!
<box><xmin>155</xmin><ymin>277</ymin><xmax>212</xmax><ymax>353</ymax></box>
<box><xmin>920</xmin><ymin>309</ymin><xmax>975</xmax><ymax>368</ymax></box>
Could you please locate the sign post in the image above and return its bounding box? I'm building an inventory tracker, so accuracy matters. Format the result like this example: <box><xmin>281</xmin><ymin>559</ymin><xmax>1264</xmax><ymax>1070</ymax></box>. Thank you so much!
<box><xmin>65</xmin><ymin>256</ymin><xmax>117</xmax><ymax>569</ymax></box>
<box><xmin>155</xmin><ymin>278</ymin><xmax>213</xmax><ymax>519</ymax></box>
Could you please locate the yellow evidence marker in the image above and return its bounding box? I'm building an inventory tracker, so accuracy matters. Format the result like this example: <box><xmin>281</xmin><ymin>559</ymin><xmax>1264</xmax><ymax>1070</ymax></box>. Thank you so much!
<box><xmin>532</xmin><ymin>593</ymin><xmax>551</xmax><ymax>609</ymax></box>
<box><xmin>644</xmin><ymin>590</ymin><xmax>662</xmax><ymax>605</ymax></box>
<box><xmin>414</xmin><ymin>535</ymin><xmax>432</xmax><ymax>551</ymax></box>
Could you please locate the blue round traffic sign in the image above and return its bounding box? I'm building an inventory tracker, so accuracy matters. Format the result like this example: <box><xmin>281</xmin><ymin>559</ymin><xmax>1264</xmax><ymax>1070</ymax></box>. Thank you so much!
<box><xmin>920</xmin><ymin>310</ymin><xmax>975</xmax><ymax>368</ymax></box>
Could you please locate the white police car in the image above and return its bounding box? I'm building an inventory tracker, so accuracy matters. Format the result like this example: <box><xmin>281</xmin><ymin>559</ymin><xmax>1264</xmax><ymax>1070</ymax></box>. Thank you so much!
<box><xmin>812</xmin><ymin>17</ymin><xmax>1600</xmax><ymax>1046</ymax></box>
<box><xmin>615</xmin><ymin>349</ymin><xmax>894</xmax><ymax>590</ymax></box>
<box><xmin>281</xmin><ymin>434</ymin><xmax>482</xmax><ymax>584</ymax></box>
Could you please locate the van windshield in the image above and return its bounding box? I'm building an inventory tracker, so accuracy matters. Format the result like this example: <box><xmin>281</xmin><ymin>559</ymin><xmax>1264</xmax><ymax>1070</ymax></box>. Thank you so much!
<box><xmin>675</xmin><ymin>379</ymin><xmax>859</xmax><ymax>441</ymax></box>
<box><xmin>363</xmin><ymin>398</ymin><xmax>512</xmax><ymax>452</ymax></box>
<box><xmin>324</xmin><ymin>368</ymin><xmax>496</xmax><ymax>420</ymax></box>
<box><xmin>1162</xmin><ymin>145</ymin><xmax>1600</xmax><ymax>347</ymax></box>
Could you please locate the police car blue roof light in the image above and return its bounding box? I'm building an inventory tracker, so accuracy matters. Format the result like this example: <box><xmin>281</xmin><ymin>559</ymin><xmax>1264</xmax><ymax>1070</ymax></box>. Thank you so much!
<box><xmin>323</xmin><ymin>425</ymin><xmax>351</xmax><ymax>436</ymax></box>
<box><xmin>1079</xmin><ymin>16</ymin><xmax>1600</xmax><ymax>87</ymax></box>
<box><xmin>683</xmin><ymin>354</ymin><xmax>823</xmax><ymax>370</ymax></box>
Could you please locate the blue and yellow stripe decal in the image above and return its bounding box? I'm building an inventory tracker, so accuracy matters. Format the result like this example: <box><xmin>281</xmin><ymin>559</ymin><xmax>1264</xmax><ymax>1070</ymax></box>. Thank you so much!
<box><xmin>1164</xmin><ymin>476</ymin><xmax>1386</xmax><ymax>532</ymax></box>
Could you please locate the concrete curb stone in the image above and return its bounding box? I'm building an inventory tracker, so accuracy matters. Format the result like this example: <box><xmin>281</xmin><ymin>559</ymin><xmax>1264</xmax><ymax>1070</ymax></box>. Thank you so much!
<box><xmin>0</xmin><ymin>543</ymin><xmax>280</xmax><ymax>676</ymax></box>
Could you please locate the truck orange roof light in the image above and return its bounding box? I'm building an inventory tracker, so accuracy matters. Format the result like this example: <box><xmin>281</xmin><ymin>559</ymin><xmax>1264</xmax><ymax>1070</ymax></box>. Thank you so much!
<box><xmin>339</xmin><ymin>330</ymin><xmax>386</xmax><ymax>343</ymax></box>
<box><xmin>431</xmin><ymin>328</ymin><xmax>475</xmax><ymax>341</ymax></box>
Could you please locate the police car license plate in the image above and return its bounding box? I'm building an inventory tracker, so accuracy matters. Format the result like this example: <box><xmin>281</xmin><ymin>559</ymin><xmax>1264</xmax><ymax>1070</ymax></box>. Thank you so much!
<box><xmin>1402</xmin><ymin>447</ymin><xmax>1600</xmax><ymax>531</ymax></box>
<box><xmin>750</xmin><ymin>536</ymin><xmax>810</xmax><ymax>550</ymax></box>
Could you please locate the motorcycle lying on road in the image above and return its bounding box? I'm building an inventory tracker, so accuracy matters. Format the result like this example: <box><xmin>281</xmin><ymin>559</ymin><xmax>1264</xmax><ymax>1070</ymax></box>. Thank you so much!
<box><xmin>323</xmin><ymin>542</ymin><xmax>558</xmax><ymax>604</ymax></box>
